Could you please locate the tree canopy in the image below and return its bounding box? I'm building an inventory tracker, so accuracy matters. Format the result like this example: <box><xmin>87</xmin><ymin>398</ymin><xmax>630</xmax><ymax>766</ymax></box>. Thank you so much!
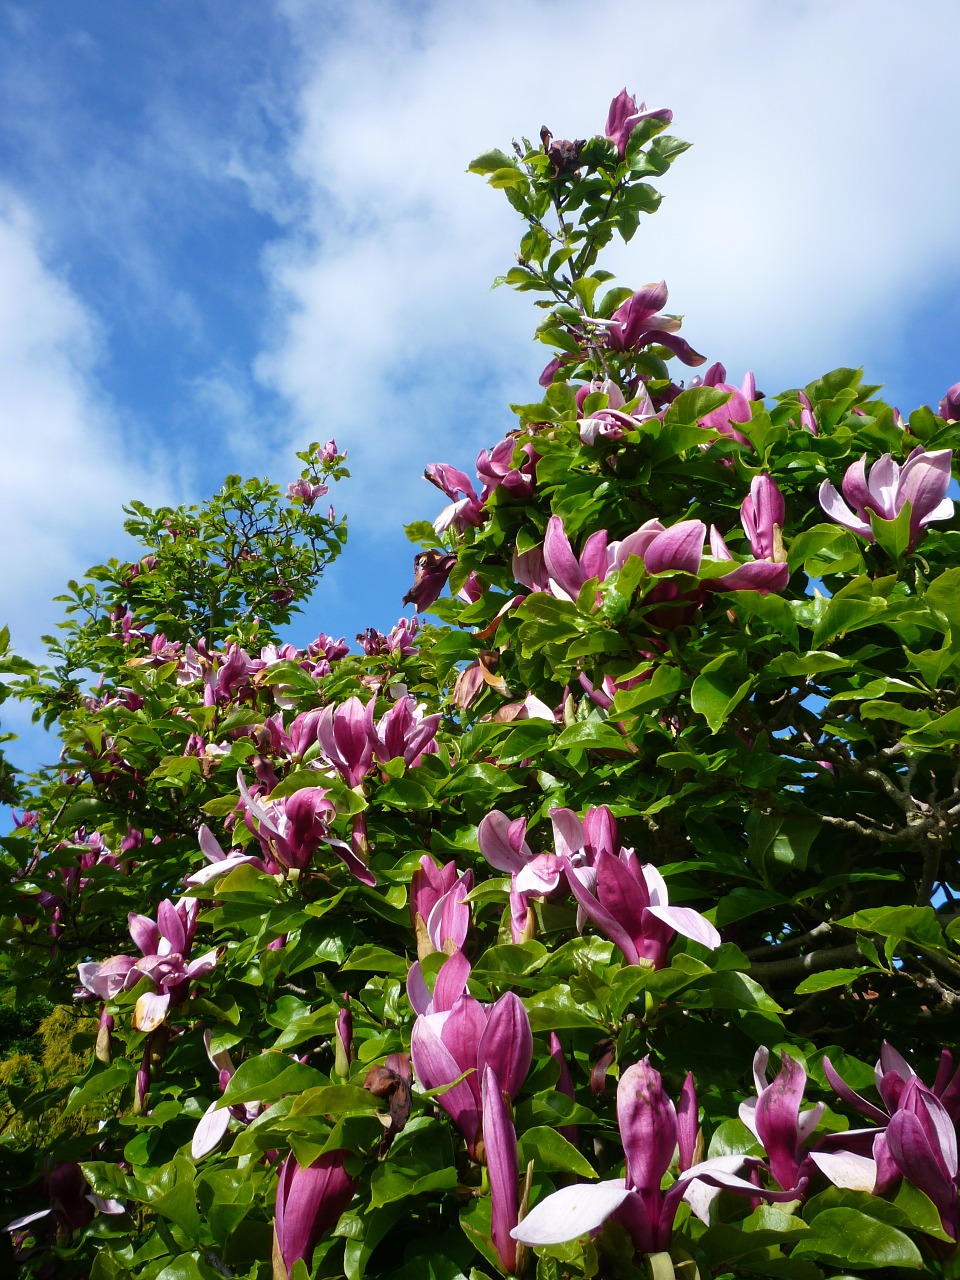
<box><xmin>3</xmin><ymin>90</ymin><xmax>960</xmax><ymax>1280</ymax></box>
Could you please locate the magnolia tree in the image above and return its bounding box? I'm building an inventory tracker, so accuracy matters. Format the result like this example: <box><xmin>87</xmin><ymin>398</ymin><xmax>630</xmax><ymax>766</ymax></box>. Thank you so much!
<box><xmin>2</xmin><ymin>92</ymin><xmax>960</xmax><ymax>1280</ymax></box>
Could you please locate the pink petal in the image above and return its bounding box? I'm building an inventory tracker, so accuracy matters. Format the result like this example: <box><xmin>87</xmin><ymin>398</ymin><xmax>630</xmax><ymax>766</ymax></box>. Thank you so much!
<box><xmin>643</xmin><ymin>521</ymin><xmax>705</xmax><ymax>575</ymax></box>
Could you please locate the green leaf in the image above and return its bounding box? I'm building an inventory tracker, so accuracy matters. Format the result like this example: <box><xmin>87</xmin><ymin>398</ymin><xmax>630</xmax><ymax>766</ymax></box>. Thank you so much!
<box><xmin>554</xmin><ymin>719</ymin><xmax>629</xmax><ymax>752</ymax></box>
<box><xmin>517</xmin><ymin>1127</ymin><xmax>598</xmax><ymax>1177</ymax></box>
<box><xmin>467</xmin><ymin>148</ymin><xmax>518</xmax><ymax>175</ymax></box>
<box><xmin>690</xmin><ymin>654</ymin><xmax>752</xmax><ymax>732</ymax></box>
<box><xmin>794</xmin><ymin>968</ymin><xmax>867</xmax><ymax>994</ymax></box>
<box><xmin>342</xmin><ymin>946</ymin><xmax>410</xmax><ymax>976</ymax></box>
<box><xmin>792</xmin><ymin>1207</ymin><xmax>922</xmax><ymax>1268</ymax></box>
<box><xmin>64</xmin><ymin>1060</ymin><xmax>135</xmax><ymax>1114</ymax></box>
<box><xmin>221</xmin><ymin>1053</ymin><xmax>327</xmax><ymax>1107</ymax></box>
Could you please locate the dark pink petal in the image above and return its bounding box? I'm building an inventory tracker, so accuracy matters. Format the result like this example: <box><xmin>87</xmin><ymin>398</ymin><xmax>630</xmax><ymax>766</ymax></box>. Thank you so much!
<box><xmin>822</xmin><ymin>1055</ymin><xmax>887</xmax><ymax>1125</ymax></box>
<box><xmin>563</xmin><ymin>855</ymin><xmax>641</xmax><ymax>965</ymax></box>
<box><xmin>754</xmin><ymin>1053</ymin><xmax>807</xmax><ymax>1192</ymax></box>
<box><xmin>128</xmin><ymin>912</ymin><xmax>160</xmax><ymax>956</ymax></box>
<box><xmin>580</xmin><ymin>529</ymin><xmax>610</xmax><ymax>584</ymax></box>
<box><xmin>478</xmin><ymin>811</ymin><xmax>531</xmax><ymax>874</ymax></box>
<box><xmin>157</xmin><ymin>900</ymin><xmax>187</xmax><ymax>955</ymax></box>
<box><xmin>583</xmin><ymin>806</ymin><xmax>618</xmax><ymax>857</ymax></box>
<box><xmin>887</xmin><ymin>1109</ymin><xmax>959</xmax><ymax>1231</ymax></box>
<box><xmin>595</xmin><ymin>848</ymin><xmax>651</xmax><ymax>935</ymax></box>
<box><xmin>410</xmin><ymin>1014</ymin><xmax>480</xmax><ymax>1142</ymax></box>
<box><xmin>482</xmin><ymin>1066</ymin><xmax>519</xmax><ymax>1274</ymax></box>
<box><xmin>433</xmin><ymin>950</ymin><xmax>472</xmax><ymax>1013</ymax></box>
<box><xmin>741</xmin><ymin>474</ymin><xmax>784</xmax><ymax>560</ymax></box>
<box><xmin>617</xmin><ymin>1059</ymin><xmax>677</xmax><ymax>1228</ymax></box>
<box><xmin>275</xmin><ymin>1151</ymin><xmax>357</xmax><ymax>1275</ymax></box>
<box><xmin>478</xmin><ymin>992</ymin><xmax>532</xmax><ymax>1102</ymax></box>
<box><xmin>712</xmin><ymin>561</ymin><xmax>790</xmax><ymax>594</ymax></box>
<box><xmin>544</xmin><ymin>515</ymin><xmax>585</xmax><ymax>601</ymax></box>
<box><xmin>677</xmin><ymin>1073</ymin><xmax>698</xmax><ymax>1172</ymax></box>
<box><xmin>643</xmin><ymin>521</ymin><xmax>705</xmax><ymax>575</ymax></box>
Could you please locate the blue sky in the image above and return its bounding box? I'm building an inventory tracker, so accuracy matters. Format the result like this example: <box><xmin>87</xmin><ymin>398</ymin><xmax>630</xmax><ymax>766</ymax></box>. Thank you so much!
<box><xmin>2</xmin><ymin>0</ymin><xmax>959</xmax><ymax>768</ymax></box>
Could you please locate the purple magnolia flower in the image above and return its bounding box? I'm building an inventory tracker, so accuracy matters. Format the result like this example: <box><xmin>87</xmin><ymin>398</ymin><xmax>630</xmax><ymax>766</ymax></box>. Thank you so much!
<box><xmin>940</xmin><ymin>383</ymin><xmax>960</xmax><ymax>421</ymax></box>
<box><xmin>513</xmin><ymin>1057</ymin><xmax>762</xmax><ymax>1255</ymax></box>
<box><xmin>77</xmin><ymin>897</ymin><xmax>219</xmax><ymax>1033</ymax></box>
<box><xmin>887</xmin><ymin>1080</ymin><xmax>959</xmax><ymax>1239</ymax></box>
<box><xmin>367</xmin><ymin>694</ymin><xmax>441</xmax><ymax>768</ymax></box>
<box><xmin>477</xmin><ymin>810</ymin><xmax>558</xmax><ymax>944</ymax></box>
<box><xmin>287</xmin><ymin>478</ymin><xmax>328</xmax><ymax>506</ymax></box>
<box><xmin>316</xmin><ymin>697</ymin><xmax>374</xmax><ymax>786</ymax></box>
<box><xmin>605</xmin><ymin>282</ymin><xmax>705</xmax><ymax>366</ymax></box>
<box><xmin>543</xmin><ymin>514</ymin><xmax>613</xmax><ymax>602</ymax></box>
<box><xmin>476</xmin><ymin>436</ymin><xmax>537</xmax><ymax>500</ymax></box>
<box><xmin>482</xmin><ymin>1065</ymin><xmax>521</xmax><ymax>1274</ymax></box>
<box><xmin>707</xmin><ymin>475</ymin><xmax>790</xmax><ymax>594</ymax></box>
<box><xmin>696</xmin><ymin>369</ymin><xmax>757</xmax><ymax>446</ymax></box>
<box><xmin>274</xmin><ymin>1150</ymin><xmax>358</xmax><ymax>1279</ymax></box>
<box><xmin>819</xmin><ymin>446</ymin><xmax>954</xmax><ymax>550</ymax></box>
<box><xmin>403</xmin><ymin>550</ymin><xmax>458</xmax><ymax>612</ymax></box>
<box><xmin>604</xmin><ymin>89</ymin><xmax>673</xmax><ymax>157</ymax></box>
<box><xmin>563</xmin><ymin>848</ymin><xmax>720</xmax><ymax>968</ymax></box>
<box><xmin>411</xmin><ymin>990</ymin><xmax>532</xmax><ymax>1158</ymax></box>
<box><xmin>238</xmin><ymin>773</ymin><xmax>375</xmax><ymax>886</ymax></box>
<box><xmin>579</xmin><ymin>383</ymin><xmax>658</xmax><ymax>446</ymax></box>
<box><xmin>739</xmin><ymin>1048</ymin><xmax>825</xmax><ymax>1196</ymax></box>
<box><xmin>817</xmin><ymin>1041</ymin><xmax>960</xmax><ymax>1205</ymax></box>
<box><xmin>425</xmin><ymin>463</ymin><xmax>485</xmax><ymax>534</ymax></box>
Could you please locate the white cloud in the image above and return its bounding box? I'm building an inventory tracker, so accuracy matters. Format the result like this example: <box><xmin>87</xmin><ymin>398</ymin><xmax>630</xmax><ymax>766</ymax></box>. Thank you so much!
<box><xmin>0</xmin><ymin>190</ymin><xmax>160</xmax><ymax>655</ymax></box>
<box><xmin>260</xmin><ymin>0</ymin><xmax>960</xmax><ymax>532</ymax></box>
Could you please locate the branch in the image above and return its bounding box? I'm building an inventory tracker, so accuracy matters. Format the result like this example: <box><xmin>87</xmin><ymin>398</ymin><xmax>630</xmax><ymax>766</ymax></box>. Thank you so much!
<box><xmin>748</xmin><ymin>944</ymin><xmax>861</xmax><ymax>983</ymax></box>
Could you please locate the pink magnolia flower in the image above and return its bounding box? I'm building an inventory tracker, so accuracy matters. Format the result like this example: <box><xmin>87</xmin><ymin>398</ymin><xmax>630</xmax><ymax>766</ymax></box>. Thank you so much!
<box><xmin>819</xmin><ymin>446</ymin><xmax>953</xmax><ymax>550</ymax></box>
<box><xmin>513</xmin><ymin>1058</ymin><xmax>765</xmax><ymax>1255</ymax></box>
<box><xmin>604</xmin><ymin>89</ymin><xmax>673</xmax><ymax>157</ymax></box>
<box><xmin>238</xmin><ymin>772</ymin><xmax>375</xmax><ymax>886</ymax></box>
<box><xmin>410</xmin><ymin>990</ymin><xmax>532</xmax><ymax>1158</ymax></box>
<box><xmin>563</xmin><ymin>848</ymin><xmax>720</xmax><ymax>968</ymax></box>
<box><xmin>696</xmin><ymin>367</ymin><xmax>758</xmax><ymax>446</ymax></box>
<box><xmin>708</xmin><ymin>474</ymin><xmax>790</xmax><ymax>594</ymax></box>
<box><xmin>424</xmin><ymin>463</ymin><xmax>485</xmax><ymax>534</ymax></box>
<box><xmin>274</xmin><ymin>1150</ymin><xmax>357</xmax><ymax>1278</ymax></box>
<box><xmin>77</xmin><ymin>897</ymin><xmax>219</xmax><ymax>1033</ymax></box>
<box><xmin>605</xmin><ymin>281</ymin><xmax>705</xmax><ymax>366</ymax></box>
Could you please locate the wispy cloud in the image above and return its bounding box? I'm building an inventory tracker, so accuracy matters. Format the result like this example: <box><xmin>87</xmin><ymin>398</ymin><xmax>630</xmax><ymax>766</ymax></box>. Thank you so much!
<box><xmin>0</xmin><ymin>190</ymin><xmax>161</xmax><ymax>652</ymax></box>
<box><xmin>261</xmin><ymin>0</ymin><xmax>960</xmax><ymax>546</ymax></box>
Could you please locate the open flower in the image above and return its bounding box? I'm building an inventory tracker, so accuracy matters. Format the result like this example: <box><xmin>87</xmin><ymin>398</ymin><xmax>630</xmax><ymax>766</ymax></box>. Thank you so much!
<box><xmin>819</xmin><ymin>447</ymin><xmax>953</xmax><ymax>550</ymax></box>
<box><xmin>563</xmin><ymin>848</ymin><xmax>720</xmax><ymax>967</ymax></box>
<box><xmin>77</xmin><ymin>897</ymin><xmax>219</xmax><ymax>1032</ymax></box>
<box><xmin>513</xmin><ymin>1057</ymin><xmax>766</xmax><ymax>1256</ymax></box>
<box><xmin>604</xmin><ymin>89</ymin><xmax>673</xmax><ymax>157</ymax></box>
<box><xmin>605</xmin><ymin>282</ymin><xmax>705</xmax><ymax>366</ymax></box>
